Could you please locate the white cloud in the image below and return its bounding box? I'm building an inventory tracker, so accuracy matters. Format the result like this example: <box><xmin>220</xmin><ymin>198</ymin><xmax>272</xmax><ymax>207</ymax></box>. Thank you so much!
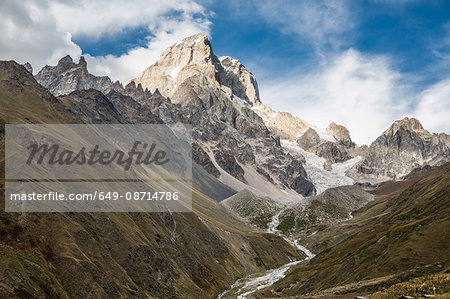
<box><xmin>259</xmin><ymin>48</ymin><xmax>449</xmax><ymax>145</ymax></box>
<box><xmin>413</xmin><ymin>79</ymin><xmax>450</xmax><ymax>134</ymax></box>
<box><xmin>48</xmin><ymin>0</ymin><xmax>207</xmax><ymax>37</ymax></box>
<box><xmin>85</xmin><ymin>15</ymin><xmax>211</xmax><ymax>83</ymax></box>
<box><xmin>0</xmin><ymin>0</ymin><xmax>82</xmax><ymax>71</ymax></box>
<box><xmin>255</xmin><ymin>0</ymin><xmax>353</xmax><ymax>52</ymax></box>
<box><xmin>0</xmin><ymin>0</ymin><xmax>211</xmax><ymax>82</ymax></box>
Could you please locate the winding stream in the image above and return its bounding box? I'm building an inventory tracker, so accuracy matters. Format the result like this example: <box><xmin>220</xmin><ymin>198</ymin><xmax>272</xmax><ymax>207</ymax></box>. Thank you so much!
<box><xmin>218</xmin><ymin>210</ymin><xmax>315</xmax><ymax>298</ymax></box>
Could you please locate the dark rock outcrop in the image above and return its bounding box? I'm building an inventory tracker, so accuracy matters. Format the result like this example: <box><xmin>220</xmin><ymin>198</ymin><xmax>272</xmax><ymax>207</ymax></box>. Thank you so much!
<box><xmin>214</xmin><ymin>150</ymin><xmax>247</xmax><ymax>183</ymax></box>
<box><xmin>192</xmin><ymin>143</ymin><xmax>220</xmax><ymax>178</ymax></box>
<box><xmin>35</xmin><ymin>55</ymin><xmax>112</xmax><ymax>96</ymax></box>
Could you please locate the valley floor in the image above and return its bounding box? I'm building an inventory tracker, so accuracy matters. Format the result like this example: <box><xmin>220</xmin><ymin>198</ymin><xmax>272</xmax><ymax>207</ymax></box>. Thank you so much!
<box><xmin>219</xmin><ymin>163</ymin><xmax>450</xmax><ymax>299</ymax></box>
<box><xmin>218</xmin><ymin>209</ymin><xmax>315</xmax><ymax>299</ymax></box>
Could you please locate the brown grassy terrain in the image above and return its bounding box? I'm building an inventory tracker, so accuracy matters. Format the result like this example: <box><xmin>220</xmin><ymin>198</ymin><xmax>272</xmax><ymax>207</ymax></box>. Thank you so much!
<box><xmin>0</xmin><ymin>61</ymin><xmax>302</xmax><ymax>298</ymax></box>
<box><xmin>255</xmin><ymin>163</ymin><xmax>449</xmax><ymax>298</ymax></box>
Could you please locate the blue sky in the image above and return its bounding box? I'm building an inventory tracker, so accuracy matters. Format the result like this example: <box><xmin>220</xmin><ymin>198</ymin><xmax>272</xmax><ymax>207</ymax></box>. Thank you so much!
<box><xmin>73</xmin><ymin>1</ymin><xmax>449</xmax><ymax>82</ymax></box>
<box><xmin>1</xmin><ymin>0</ymin><xmax>449</xmax><ymax>144</ymax></box>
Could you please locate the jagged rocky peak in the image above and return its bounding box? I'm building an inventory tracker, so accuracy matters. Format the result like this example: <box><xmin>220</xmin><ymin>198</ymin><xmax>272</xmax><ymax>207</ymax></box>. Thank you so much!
<box><xmin>327</xmin><ymin>122</ymin><xmax>354</xmax><ymax>148</ymax></box>
<box><xmin>297</xmin><ymin>127</ymin><xmax>321</xmax><ymax>150</ymax></box>
<box><xmin>384</xmin><ymin>116</ymin><xmax>429</xmax><ymax>136</ymax></box>
<box><xmin>349</xmin><ymin>117</ymin><xmax>450</xmax><ymax>182</ymax></box>
<box><xmin>131</xmin><ymin>33</ymin><xmax>219</xmax><ymax>103</ymax></box>
<box><xmin>219</xmin><ymin>56</ymin><xmax>260</xmax><ymax>106</ymax></box>
<box><xmin>131</xmin><ymin>33</ymin><xmax>261</xmax><ymax>106</ymax></box>
<box><xmin>23</xmin><ymin>62</ymin><xmax>33</xmax><ymax>74</ymax></box>
<box><xmin>131</xmin><ymin>34</ymin><xmax>316</xmax><ymax>196</ymax></box>
<box><xmin>35</xmin><ymin>55</ymin><xmax>112</xmax><ymax>96</ymax></box>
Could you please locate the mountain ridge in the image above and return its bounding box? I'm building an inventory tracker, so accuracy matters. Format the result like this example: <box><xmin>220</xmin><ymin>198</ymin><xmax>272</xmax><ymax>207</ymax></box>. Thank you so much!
<box><xmin>29</xmin><ymin>34</ymin><xmax>450</xmax><ymax>189</ymax></box>
<box><xmin>32</xmin><ymin>35</ymin><xmax>318</xmax><ymax>197</ymax></box>
<box><xmin>349</xmin><ymin>116</ymin><xmax>450</xmax><ymax>182</ymax></box>
<box><xmin>1</xmin><ymin>33</ymin><xmax>449</xmax><ymax>299</ymax></box>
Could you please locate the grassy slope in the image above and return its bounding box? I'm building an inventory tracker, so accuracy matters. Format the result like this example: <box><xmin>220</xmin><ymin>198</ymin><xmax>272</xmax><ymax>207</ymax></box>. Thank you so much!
<box><xmin>221</xmin><ymin>185</ymin><xmax>372</xmax><ymax>234</ymax></box>
<box><xmin>258</xmin><ymin>163</ymin><xmax>450</xmax><ymax>298</ymax></box>
<box><xmin>0</xmin><ymin>61</ymin><xmax>301</xmax><ymax>298</ymax></box>
<box><xmin>221</xmin><ymin>189</ymin><xmax>279</xmax><ymax>230</ymax></box>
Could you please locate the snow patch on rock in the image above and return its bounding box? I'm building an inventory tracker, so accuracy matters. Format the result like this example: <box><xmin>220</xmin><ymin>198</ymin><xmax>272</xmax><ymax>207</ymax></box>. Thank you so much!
<box><xmin>233</xmin><ymin>94</ymin><xmax>250</xmax><ymax>108</ymax></box>
<box><xmin>169</xmin><ymin>65</ymin><xmax>181</xmax><ymax>79</ymax></box>
<box><xmin>281</xmin><ymin>140</ymin><xmax>361</xmax><ymax>194</ymax></box>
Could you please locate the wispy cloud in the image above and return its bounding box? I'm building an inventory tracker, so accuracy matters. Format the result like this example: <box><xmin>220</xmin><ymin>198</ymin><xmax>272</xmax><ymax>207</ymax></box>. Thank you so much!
<box><xmin>413</xmin><ymin>78</ymin><xmax>450</xmax><ymax>134</ymax></box>
<box><xmin>259</xmin><ymin>48</ymin><xmax>449</xmax><ymax>145</ymax></box>
<box><xmin>255</xmin><ymin>0</ymin><xmax>353</xmax><ymax>54</ymax></box>
<box><xmin>244</xmin><ymin>0</ymin><xmax>449</xmax><ymax>144</ymax></box>
<box><xmin>48</xmin><ymin>0</ymin><xmax>207</xmax><ymax>38</ymax></box>
<box><xmin>431</xmin><ymin>22</ymin><xmax>450</xmax><ymax>70</ymax></box>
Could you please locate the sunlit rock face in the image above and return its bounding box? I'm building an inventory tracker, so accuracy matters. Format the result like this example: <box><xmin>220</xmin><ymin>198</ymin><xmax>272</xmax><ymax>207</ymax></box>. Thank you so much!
<box><xmin>34</xmin><ymin>34</ymin><xmax>314</xmax><ymax>197</ymax></box>
<box><xmin>130</xmin><ymin>34</ymin><xmax>316</xmax><ymax>196</ymax></box>
<box><xmin>349</xmin><ymin>117</ymin><xmax>450</xmax><ymax>182</ymax></box>
<box><xmin>131</xmin><ymin>34</ymin><xmax>261</xmax><ymax>107</ymax></box>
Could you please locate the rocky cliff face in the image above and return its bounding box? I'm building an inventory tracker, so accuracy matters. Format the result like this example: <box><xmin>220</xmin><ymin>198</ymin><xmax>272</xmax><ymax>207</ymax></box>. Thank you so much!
<box><xmin>252</xmin><ymin>105</ymin><xmax>310</xmax><ymax>141</ymax></box>
<box><xmin>128</xmin><ymin>34</ymin><xmax>317</xmax><ymax>196</ymax></box>
<box><xmin>251</xmin><ymin>106</ymin><xmax>362</xmax><ymax>169</ymax></box>
<box><xmin>35</xmin><ymin>55</ymin><xmax>112</xmax><ymax>96</ymax></box>
<box><xmin>36</xmin><ymin>35</ymin><xmax>316</xmax><ymax>197</ymax></box>
<box><xmin>349</xmin><ymin>117</ymin><xmax>450</xmax><ymax>182</ymax></box>
<box><xmin>131</xmin><ymin>34</ymin><xmax>260</xmax><ymax>107</ymax></box>
<box><xmin>327</xmin><ymin>122</ymin><xmax>354</xmax><ymax>148</ymax></box>
<box><xmin>219</xmin><ymin>56</ymin><xmax>260</xmax><ymax>106</ymax></box>
<box><xmin>296</xmin><ymin>126</ymin><xmax>355</xmax><ymax>170</ymax></box>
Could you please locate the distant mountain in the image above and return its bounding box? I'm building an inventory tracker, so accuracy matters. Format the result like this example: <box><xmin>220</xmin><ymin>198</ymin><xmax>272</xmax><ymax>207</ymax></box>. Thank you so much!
<box><xmin>2</xmin><ymin>33</ymin><xmax>449</xmax><ymax>299</ymax></box>
<box><xmin>35</xmin><ymin>55</ymin><xmax>112</xmax><ymax>96</ymax></box>
<box><xmin>349</xmin><ymin>117</ymin><xmax>450</xmax><ymax>182</ymax></box>
<box><xmin>30</xmin><ymin>34</ymin><xmax>450</xmax><ymax>194</ymax></box>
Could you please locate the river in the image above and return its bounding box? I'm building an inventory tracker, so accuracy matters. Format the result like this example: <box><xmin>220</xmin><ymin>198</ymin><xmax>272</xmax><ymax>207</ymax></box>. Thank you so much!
<box><xmin>218</xmin><ymin>210</ymin><xmax>315</xmax><ymax>298</ymax></box>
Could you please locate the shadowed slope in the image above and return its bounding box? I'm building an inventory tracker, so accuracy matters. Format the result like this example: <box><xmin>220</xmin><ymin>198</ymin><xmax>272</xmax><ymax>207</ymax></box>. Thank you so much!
<box><xmin>0</xmin><ymin>61</ymin><xmax>301</xmax><ymax>298</ymax></box>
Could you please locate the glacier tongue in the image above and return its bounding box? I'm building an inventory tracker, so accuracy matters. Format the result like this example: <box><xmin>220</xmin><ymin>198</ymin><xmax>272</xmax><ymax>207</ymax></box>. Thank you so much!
<box><xmin>281</xmin><ymin>140</ymin><xmax>361</xmax><ymax>194</ymax></box>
